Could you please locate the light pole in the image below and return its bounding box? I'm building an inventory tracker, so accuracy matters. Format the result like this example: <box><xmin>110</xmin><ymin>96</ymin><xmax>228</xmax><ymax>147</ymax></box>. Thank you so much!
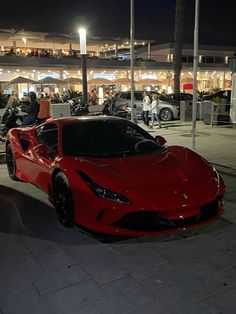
<box><xmin>130</xmin><ymin>0</ymin><xmax>135</xmax><ymax>122</ymax></box>
<box><xmin>192</xmin><ymin>0</ymin><xmax>200</xmax><ymax>151</ymax></box>
<box><xmin>79</xmin><ymin>28</ymin><xmax>88</xmax><ymax>105</ymax></box>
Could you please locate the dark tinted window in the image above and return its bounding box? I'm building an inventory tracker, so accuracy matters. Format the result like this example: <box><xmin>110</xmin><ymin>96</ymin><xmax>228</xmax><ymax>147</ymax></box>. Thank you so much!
<box><xmin>134</xmin><ymin>92</ymin><xmax>143</xmax><ymax>101</ymax></box>
<box><xmin>36</xmin><ymin>123</ymin><xmax>58</xmax><ymax>153</ymax></box>
<box><xmin>62</xmin><ymin>120</ymin><xmax>163</xmax><ymax>157</ymax></box>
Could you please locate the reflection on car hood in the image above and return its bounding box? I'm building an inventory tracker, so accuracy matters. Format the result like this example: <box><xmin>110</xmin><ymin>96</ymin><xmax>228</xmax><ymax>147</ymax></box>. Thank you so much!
<box><xmin>64</xmin><ymin>146</ymin><xmax>218</xmax><ymax>210</ymax></box>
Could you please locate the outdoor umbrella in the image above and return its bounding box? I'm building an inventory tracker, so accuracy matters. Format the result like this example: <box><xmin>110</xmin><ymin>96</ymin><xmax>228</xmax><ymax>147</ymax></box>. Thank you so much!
<box><xmin>137</xmin><ymin>78</ymin><xmax>161</xmax><ymax>85</ymax></box>
<box><xmin>38</xmin><ymin>77</ymin><xmax>64</xmax><ymax>84</ymax></box>
<box><xmin>63</xmin><ymin>77</ymin><xmax>82</xmax><ymax>84</ymax></box>
<box><xmin>88</xmin><ymin>78</ymin><xmax>112</xmax><ymax>85</ymax></box>
<box><xmin>113</xmin><ymin>78</ymin><xmax>136</xmax><ymax>84</ymax></box>
<box><xmin>8</xmin><ymin>76</ymin><xmax>37</xmax><ymax>84</ymax></box>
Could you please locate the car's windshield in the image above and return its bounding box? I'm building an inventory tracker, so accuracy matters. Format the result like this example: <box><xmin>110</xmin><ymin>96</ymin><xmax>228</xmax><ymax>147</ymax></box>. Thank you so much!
<box><xmin>62</xmin><ymin>120</ymin><xmax>164</xmax><ymax>157</ymax></box>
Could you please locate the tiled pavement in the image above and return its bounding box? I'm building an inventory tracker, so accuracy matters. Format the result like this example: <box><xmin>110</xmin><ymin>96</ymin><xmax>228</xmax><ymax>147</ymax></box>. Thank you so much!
<box><xmin>0</xmin><ymin>121</ymin><xmax>236</xmax><ymax>313</ymax></box>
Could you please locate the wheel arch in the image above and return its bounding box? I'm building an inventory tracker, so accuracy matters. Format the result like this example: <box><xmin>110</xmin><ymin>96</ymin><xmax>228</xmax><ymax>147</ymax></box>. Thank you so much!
<box><xmin>49</xmin><ymin>168</ymin><xmax>63</xmax><ymax>198</ymax></box>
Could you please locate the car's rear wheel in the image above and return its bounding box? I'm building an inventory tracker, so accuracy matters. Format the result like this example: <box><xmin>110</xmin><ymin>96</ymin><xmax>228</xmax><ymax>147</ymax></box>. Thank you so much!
<box><xmin>53</xmin><ymin>172</ymin><xmax>74</xmax><ymax>227</ymax></box>
<box><xmin>6</xmin><ymin>143</ymin><xmax>19</xmax><ymax>181</ymax></box>
<box><xmin>160</xmin><ymin>108</ymin><xmax>174</xmax><ymax>121</ymax></box>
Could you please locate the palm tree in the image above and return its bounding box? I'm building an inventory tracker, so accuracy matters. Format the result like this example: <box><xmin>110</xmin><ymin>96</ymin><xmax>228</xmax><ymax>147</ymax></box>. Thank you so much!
<box><xmin>173</xmin><ymin>0</ymin><xmax>186</xmax><ymax>93</ymax></box>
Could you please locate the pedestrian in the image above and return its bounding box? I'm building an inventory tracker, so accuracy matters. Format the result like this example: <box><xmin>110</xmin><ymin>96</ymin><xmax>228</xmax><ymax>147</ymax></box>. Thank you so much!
<box><xmin>21</xmin><ymin>92</ymin><xmax>40</xmax><ymax>126</ymax></box>
<box><xmin>141</xmin><ymin>91</ymin><xmax>151</xmax><ymax>126</ymax></box>
<box><xmin>150</xmin><ymin>94</ymin><xmax>162</xmax><ymax>128</ymax></box>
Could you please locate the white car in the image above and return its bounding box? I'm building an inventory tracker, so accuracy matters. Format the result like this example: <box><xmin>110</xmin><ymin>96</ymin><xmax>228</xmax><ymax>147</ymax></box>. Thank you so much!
<box><xmin>113</xmin><ymin>91</ymin><xmax>179</xmax><ymax>121</ymax></box>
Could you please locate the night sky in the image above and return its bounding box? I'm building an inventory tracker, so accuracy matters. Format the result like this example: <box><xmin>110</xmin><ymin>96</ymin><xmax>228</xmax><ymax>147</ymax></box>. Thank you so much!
<box><xmin>1</xmin><ymin>0</ymin><xmax>236</xmax><ymax>46</ymax></box>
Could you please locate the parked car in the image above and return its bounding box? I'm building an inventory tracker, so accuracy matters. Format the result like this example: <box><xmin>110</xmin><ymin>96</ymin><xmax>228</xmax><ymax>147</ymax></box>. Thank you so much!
<box><xmin>113</xmin><ymin>91</ymin><xmax>179</xmax><ymax>121</ymax></box>
<box><xmin>202</xmin><ymin>90</ymin><xmax>231</xmax><ymax>103</ymax></box>
<box><xmin>159</xmin><ymin>92</ymin><xmax>202</xmax><ymax>105</ymax></box>
<box><xmin>6</xmin><ymin>116</ymin><xmax>225</xmax><ymax>237</ymax></box>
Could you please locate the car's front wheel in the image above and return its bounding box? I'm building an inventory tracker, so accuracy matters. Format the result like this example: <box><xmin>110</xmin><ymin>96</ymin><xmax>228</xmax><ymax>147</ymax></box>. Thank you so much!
<box><xmin>6</xmin><ymin>143</ymin><xmax>19</xmax><ymax>181</ymax></box>
<box><xmin>53</xmin><ymin>172</ymin><xmax>74</xmax><ymax>227</ymax></box>
<box><xmin>160</xmin><ymin>108</ymin><xmax>174</xmax><ymax>121</ymax></box>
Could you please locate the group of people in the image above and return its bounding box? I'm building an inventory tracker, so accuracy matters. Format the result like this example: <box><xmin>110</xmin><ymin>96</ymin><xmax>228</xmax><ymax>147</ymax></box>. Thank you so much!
<box><xmin>141</xmin><ymin>91</ymin><xmax>162</xmax><ymax>128</ymax></box>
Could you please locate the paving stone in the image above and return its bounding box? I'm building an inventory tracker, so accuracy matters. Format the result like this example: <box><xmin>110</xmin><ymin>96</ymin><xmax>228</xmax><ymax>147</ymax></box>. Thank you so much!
<box><xmin>59</xmin><ymin>264</ymin><xmax>90</xmax><ymax>285</ymax></box>
<box><xmin>59</xmin><ymin>304</ymin><xmax>101</xmax><ymax>314</ymax></box>
<box><xmin>86</xmin><ymin>263</ymin><xmax>128</xmax><ymax>285</ymax></box>
<box><xmin>0</xmin><ymin>233</ymin><xmax>30</xmax><ymax>263</ymax></box>
<box><xmin>101</xmin><ymin>275</ymin><xmax>138</xmax><ymax>296</ymax></box>
<box><xmin>94</xmin><ymin>294</ymin><xmax>136</xmax><ymax>314</ymax></box>
<box><xmin>35</xmin><ymin>250</ymin><xmax>76</xmax><ymax>272</ymax></box>
<box><xmin>198</xmin><ymin>285</ymin><xmax>236</xmax><ymax>313</ymax></box>
<box><xmin>20</xmin><ymin>236</ymin><xmax>61</xmax><ymax>257</ymax></box>
<box><xmin>202</xmin><ymin>249</ymin><xmax>236</xmax><ymax>270</ymax></box>
<box><xmin>128</xmin><ymin>301</ymin><xmax>172</xmax><ymax>314</ymax></box>
<box><xmin>121</xmin><ymin>284</ymin><xmax>162</xmax><ymax>308</ymax></box>
<box><xmin>0</xmin><ymin>290</ymin><xmax>51</xmax><ymax>314</ymax></box>
<box><xmin>31</xmin><ymin>270</ymin><xmax>71</xmax><ymax>295</ymax></box>
<box><xmin>44</xmin><ymin>280</ymin><xmax>104</xmax><ymax>313</ymax></box>
<box><xmin>0</xmin><ymin>254</ymin><xmax>43</xmax><ymax>281</ymax></box>
<box><xmin>122</xmin><ymin>255</ymin><xmax>173</xmax><ymax>281</ymax></box>
<box><xmin>0</xmin><ymin>276</ymin><xmax>34</xmax><ymax>301</ymax></box>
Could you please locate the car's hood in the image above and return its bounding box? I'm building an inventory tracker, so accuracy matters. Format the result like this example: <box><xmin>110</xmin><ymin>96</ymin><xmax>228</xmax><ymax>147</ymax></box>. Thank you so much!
<box><xmin>62</xmin><ymin>146</ymin><xmax>219</xmax><ymax>212</ymax></box>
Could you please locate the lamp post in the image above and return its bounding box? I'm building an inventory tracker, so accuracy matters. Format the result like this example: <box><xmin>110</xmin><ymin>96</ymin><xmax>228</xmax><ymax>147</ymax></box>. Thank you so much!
<box><xmin>130</xmin><ymin>0</ymin><xmax>135</xmax><ymax>122</ymax></box>
<box><xmin>79</xmin><ymin>28</ymin><xmax>88</xmax><ymax>105</ymax></box>
<box><xmin>192</xmin><ymin>0</ymin><xmax>200</xmax><ymax>151</ymax></box>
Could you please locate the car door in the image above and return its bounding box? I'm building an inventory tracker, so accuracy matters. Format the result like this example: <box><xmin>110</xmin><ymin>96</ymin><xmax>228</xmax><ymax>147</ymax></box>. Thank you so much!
<box><xmin>32</xmin><ymin>123</ymin><xmax>59</xmax><ymax>193</ymax></box>
<box><xmin>134</xmin><ymin>92</ymin><xmax>143</xmax><ymax>115</ymax></box>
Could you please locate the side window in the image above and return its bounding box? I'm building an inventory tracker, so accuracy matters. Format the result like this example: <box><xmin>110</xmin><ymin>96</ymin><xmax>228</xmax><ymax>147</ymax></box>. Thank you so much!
<box><xmin>135</xmin><ymin>92</ymin><xmax>143</xmax><ymax>101</ymax></box>
<box><xmin>119</xmin><ymin>93</ymin><xmax>126</xmax><ymax>99</ymax></box>
<box><xmin>36</xmin><ymin>123</ymin><xmax>58</xmax><ymax>153</ymax></box>
<box><xmin>126</xmin><ymin>93</ymin><xmax>131</xmax><ymax>100</ymax></box>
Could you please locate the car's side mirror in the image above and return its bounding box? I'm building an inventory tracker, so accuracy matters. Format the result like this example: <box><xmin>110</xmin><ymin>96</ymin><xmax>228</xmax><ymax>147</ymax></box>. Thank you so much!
<box><xmin>155</xmin><ymin>135</ymin><xmax>167</xmax><ymax>146</ymax></box>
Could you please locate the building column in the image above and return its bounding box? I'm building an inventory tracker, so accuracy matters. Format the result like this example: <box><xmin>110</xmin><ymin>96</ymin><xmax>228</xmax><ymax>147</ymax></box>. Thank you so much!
<box><xmin>222</xmin><ymin>71</ymin><xmax>226</xmax><ymax>89</ymax></box>
<box><xmin>13</xmin><ymin>40</ymin><xmax>16</xmax><ymax>53</ymax></box>
<box><xmin>59</xmin><ymin>70</ymin><xmax>64</xmax><ymax>80</ymax></box>
<box><xmin>147</xmin><ymin>42</ymin><xmax>151</xmax><ymax>60</ymax></box>
<box><xmin>114</xmin><ymin>44</ymin><xmax>118</xmax><ymax>58</ymax></box>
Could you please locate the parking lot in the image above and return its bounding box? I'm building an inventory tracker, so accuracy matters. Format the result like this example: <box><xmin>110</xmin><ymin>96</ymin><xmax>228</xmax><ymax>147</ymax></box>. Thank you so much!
<box><xmin>0</xmin><ymin>121</ymin><xmax>236</xmax><ymax>314</ymax></box>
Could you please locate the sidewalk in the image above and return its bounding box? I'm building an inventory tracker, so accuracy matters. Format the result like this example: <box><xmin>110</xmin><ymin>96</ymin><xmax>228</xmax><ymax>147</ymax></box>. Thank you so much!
<box><xmin>141</xmin><ymin>121</ymin><xmax>236</xmax><ymax>169</ymax></box>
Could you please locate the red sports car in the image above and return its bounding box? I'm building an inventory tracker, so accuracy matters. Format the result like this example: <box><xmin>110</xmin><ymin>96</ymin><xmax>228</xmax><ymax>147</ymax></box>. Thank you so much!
<box><xmin>5</xmin><ymin>116</ymin><xmax>225</xmax><ymax>236</ymax></box>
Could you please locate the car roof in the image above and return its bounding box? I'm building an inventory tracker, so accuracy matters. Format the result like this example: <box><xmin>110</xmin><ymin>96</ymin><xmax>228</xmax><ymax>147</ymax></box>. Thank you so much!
<box><xmin>46</xmin><ymin>116</ymin><xmax>128</xmax><ymax>126</ymax></box>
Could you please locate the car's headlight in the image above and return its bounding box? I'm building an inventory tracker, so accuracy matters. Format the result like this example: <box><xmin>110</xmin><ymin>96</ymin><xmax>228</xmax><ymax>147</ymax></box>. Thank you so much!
<box><xmin>78</xmin><ymin>171</ymin><xmax>131</xmax><ymax>204</ymax></box>
<box><xmin>213</xmin><ymin>167</ymin><xmax>220</xmax><ymax>184</ymax></box>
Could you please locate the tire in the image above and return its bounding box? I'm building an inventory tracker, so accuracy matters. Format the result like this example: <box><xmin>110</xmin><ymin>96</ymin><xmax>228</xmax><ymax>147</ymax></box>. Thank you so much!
<box><xmin>0</xmin><ymin>127</ymin><xmax>8</xmax><ymax>142</ymax></box>
<box><xmin>160</xmin><ymin>108</ymin><xmax>174</xmax><ymax>121</ymax></box>
<box><xmin>6</xmin><ymin>144</ymin><xmax>19</xmax><ymax>181</ymax></box>
<box><xmin>53</xmin><ymin>172</ymin><xmax>74</xmax><ymax>227</ymax></box>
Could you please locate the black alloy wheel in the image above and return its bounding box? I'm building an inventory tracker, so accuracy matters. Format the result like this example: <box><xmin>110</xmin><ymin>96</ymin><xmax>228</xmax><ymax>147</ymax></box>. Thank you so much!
<box><xmin>6</xmin><ymin>144</ymin><xmax>18</xmax><ymax>180</ymax></box>
<box><xmin>160</xmin><ymin>108</ymin><xmax>174</xmax><ymax>121</ymax></box>
<box><xmin>53</xmin><ymin>172</ymin><xmax>74</xmax><ymax>227</ymax></box>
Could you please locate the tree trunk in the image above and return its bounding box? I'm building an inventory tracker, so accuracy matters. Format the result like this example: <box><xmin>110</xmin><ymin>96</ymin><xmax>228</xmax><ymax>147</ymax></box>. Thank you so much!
<box><xmin>173</xmin><ymin>0</ymin><xmax>186</xmax><ymax>93</ymax></box>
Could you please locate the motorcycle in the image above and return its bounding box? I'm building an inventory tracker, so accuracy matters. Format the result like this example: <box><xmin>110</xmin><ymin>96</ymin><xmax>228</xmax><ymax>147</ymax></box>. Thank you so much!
<box><xmin>0</xmin><ymin>107</ymin><xmax>23</xmax><ymax>142</ymax></box>
<box><xmin>0</xmin><ymin>106</ymin><xmax>46</xmax><ymax>142</ymax></box>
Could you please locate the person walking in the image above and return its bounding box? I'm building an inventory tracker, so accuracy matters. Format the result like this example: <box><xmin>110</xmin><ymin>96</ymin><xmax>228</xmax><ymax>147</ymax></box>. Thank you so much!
<box><xmin>142</xmin><ymin>91</ymin><xmax>151</xmax><ymax>126</ymax></box>
<box><xmin>150</xmin><ymin>94</ymin><xmax>162</xmax><ymax>128</ymax></box>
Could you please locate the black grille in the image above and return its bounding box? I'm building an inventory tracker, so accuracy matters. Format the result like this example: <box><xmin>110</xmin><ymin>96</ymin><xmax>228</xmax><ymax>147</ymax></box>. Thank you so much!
<box><xmin>112</xmin><ymin>197</ymin><xmax>222</xmax><ymax>232</ymax></box>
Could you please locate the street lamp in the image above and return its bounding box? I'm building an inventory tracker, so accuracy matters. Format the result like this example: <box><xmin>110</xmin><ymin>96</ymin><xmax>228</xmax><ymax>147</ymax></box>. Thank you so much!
<box><xmin>79</xmin><ymin>28</ymin><xmax>88</xmax><ymax>104</ymax></box>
